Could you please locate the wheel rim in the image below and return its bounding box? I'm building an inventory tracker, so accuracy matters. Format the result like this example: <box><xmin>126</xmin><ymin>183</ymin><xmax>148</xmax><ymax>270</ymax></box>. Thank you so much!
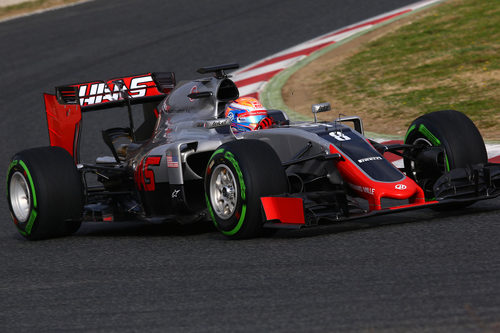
<box><xmin>10</xmin><ymin>171</ymin><xmax>31</xmax><ymax>222</ymax></box>
<box><xmin>409</xmin><ymin>137</ymin><xmax>432</xmax><ymax>181</ymax></box>
<box><xmin>209</xmin><ymin>164</ymin><xmax>238</xmax><ymax>219</ymax></box>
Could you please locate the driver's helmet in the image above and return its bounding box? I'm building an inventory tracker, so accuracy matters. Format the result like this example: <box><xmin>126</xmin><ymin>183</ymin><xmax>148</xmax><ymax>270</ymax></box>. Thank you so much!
<box><xmin>225</xmin><ymin>97</ymin><xmax>272</xmax><ymax>132</ymax></box>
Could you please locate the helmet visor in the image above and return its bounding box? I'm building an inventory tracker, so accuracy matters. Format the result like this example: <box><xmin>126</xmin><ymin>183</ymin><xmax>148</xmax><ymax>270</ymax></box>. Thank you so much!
<box><xmin>237</xmin><ymin>114</ymin><xmax>267</xmax><ymax>125</ymax></box>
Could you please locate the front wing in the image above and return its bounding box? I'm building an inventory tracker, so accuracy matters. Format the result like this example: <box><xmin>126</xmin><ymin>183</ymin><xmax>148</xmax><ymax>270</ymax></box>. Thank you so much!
<box><xmin>261</xmin><ymin>163</ymin><xmax>500</xmax><ymax>229</ymax></box>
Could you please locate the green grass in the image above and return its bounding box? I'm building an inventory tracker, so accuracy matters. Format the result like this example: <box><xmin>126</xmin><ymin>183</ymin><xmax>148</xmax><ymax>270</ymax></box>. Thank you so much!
<box><xmin>1</xmin><ymin>0</ymin><xmax>51</xmax><ymax>12</ymax></box>
<box><xmin>318</xmin><ymin>0</ymin><xmax>500</xmax><ymax>136</ymax></box>
<box><xmin>0</xmin><ymin>0</ymin><xmax>80</xmax><ymax>19</ymax></box>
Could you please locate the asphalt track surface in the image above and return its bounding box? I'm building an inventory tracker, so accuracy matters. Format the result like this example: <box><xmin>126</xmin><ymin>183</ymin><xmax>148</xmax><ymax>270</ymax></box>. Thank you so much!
<box><xmin>1</xmin><ymin>0</ymin><xmax>499</xmax><ymax>331</ymax></box>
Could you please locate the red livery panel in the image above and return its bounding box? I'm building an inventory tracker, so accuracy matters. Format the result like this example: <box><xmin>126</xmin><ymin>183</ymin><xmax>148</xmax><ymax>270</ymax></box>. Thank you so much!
<box><xmin>261</xmin><ymin>197</ymin><xmax>305</xmax><ymax>224</ymax></box>
<box><xmin>44</xmin><ymin>93</ymin><xmax>82</xmax><ymax>159</ymax></box>
<box><xmin>329</xmin><ymin>144</ymin><xmax>425</xmax><ymax>210</ymax></box>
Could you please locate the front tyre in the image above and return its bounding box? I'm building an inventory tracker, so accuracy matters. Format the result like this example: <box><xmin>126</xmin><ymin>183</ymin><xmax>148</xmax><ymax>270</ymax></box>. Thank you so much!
<box><xmin>6</xmin><ymin>147</ymin><xmax>84</xmax><ymax>240</ymax></box>
<box><xmin>205</xmin><ymin>140</ymin><xmax>288</xmax><ymax>239</ymax></box>
<box><xmin>404</xmin><ymin>110</ymin><xmax>487</xmax><ymax>202</ymax></box>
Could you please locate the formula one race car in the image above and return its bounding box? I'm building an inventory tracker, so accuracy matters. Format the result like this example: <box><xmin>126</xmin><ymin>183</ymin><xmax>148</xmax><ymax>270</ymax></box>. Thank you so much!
<box><xmin>6</xmin><ymin>63</ymin><xmax>500</xmax><ymax>240</ymax></box>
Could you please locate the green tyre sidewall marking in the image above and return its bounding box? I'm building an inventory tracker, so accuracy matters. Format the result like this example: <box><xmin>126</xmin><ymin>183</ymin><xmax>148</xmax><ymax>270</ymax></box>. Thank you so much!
<box><xmin>206</xmin><ymin>150</ymin><xmax>247</xmax><ymax>237</ymax></box>
<box><xmin>220</xmin><ymin>151</ymin><xmax>247</xmax><ymax>236</ymax></box>
<box><xmin>221</xmin><ymin>205</ymin><xmax>247</xmax><ymax>237</ymax></box>
<box><xmin>404</xmin><ymin>124</ymin><xmax>416</xmax><ymax>143</ymax></box>
<box><xmin>210</xmin><ymin>148</ymin><xmax>225</xmax><ymax>160</ymax></box>
<box><xmin>19</xmin><ymin>160</ymin><xmax>37</xmax><ymax>209</ymax></box>
<box><xmin>7</xmin><ymin>159</ymin><xmax>38</xmax><ymax>236</ymax></box>
<box><xmin>418</xmin><ymin>124</ymin><xmax>441</xmax><ymax>146</ymax></box>
<box><xmin>418</xmin><ymin>124</ymin><xmax>450</xmax><ymax>172</ymax></box>
<box><xmin>205</xmin><ymin>194</ymin><xmax>217</xmax><ymax>229</ymax></box>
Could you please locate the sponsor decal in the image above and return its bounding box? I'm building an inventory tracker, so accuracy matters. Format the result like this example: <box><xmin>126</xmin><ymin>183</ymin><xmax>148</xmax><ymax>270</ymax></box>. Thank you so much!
<box><xmin>395</xmin><ymin>184</ymin><xmax>407</xmax><ymax>190</ymax></box>
<box><xmin>349</xmin><ymin>183</ymin><xmax>375</xmax><ymax>196</ymax></box>
<box><xmin>77</xmin><ymin>75</ymin><xmax>155</xmax><ymax>106</ymax></box>
<box><xmin>166</xmin><ymin>151</ymin><xmax>179</xmax><ymax>168</ymax></box>
<box><xmin>358</xmin><ymin>156</ymin><xmax>383</xmax><ymax>163</ymax></box>
<box><xmin>206</xmin><ymin>119</ymin><xmax>231</xmax><ymax>128</ymax></box>
<box><xmin>135</xmin><ymin>156</ymin><xmax>162</xmax><ymax>191</ymax></box>
<box><xmin>189</xmin><ymin>86</ymin><xmax>198</xmax><ymax>102</ymax></box>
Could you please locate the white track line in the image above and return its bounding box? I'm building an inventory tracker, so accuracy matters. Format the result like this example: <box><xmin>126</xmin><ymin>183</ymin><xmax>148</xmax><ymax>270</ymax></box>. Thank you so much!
<box><xmin>232</xmin><ymin>0</ymin><xmax>443</xmax><ymax>98</ymax></box>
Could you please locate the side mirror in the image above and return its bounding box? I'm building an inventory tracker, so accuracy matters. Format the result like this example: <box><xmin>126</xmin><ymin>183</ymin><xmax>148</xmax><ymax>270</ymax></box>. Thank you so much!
<box><xmin>335</xmin><ymin>116</ymin><xmax>364</xmax><ymax>135</ymax></box>
<box><xmin>311</xmin><ymin>102</ymin><xmax>331</xmax><ymax>123</ymax></box>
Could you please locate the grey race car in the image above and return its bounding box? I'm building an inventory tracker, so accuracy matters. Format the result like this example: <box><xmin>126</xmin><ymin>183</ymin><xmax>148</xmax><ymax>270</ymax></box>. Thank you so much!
<box><xmin>6</xmin><ymin>63</ymin><xmax>500</xmax><ymax>240</ymax></box>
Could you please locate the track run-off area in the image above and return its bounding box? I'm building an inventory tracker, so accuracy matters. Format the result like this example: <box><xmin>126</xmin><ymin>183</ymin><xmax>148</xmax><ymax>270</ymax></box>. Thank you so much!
<box><xmin>0</xmin><ymin>0</ymin><xmax>499</xmax><ymax>331</ymax></box>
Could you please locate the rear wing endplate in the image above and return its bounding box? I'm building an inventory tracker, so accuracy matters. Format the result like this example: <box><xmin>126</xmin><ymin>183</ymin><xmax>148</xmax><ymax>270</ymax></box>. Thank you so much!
<box><xmin>44</xmin><ymin>72</ymin><xmax>175</xmax><ymax>161</ymax></box>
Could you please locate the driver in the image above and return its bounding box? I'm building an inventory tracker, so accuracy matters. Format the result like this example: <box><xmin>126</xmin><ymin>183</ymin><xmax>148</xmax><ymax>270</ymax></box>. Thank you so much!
<box><xmin>225</xmin><ymin>97</ymin><xmax>272</xmax><ymax>132</ymax></box>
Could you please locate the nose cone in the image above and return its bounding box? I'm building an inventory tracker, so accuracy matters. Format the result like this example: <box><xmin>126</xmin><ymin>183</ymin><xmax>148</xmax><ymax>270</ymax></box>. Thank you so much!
<box><xmin>329</xmin><ymin>144</ymin><xmax>425</xmax><ymax>211</ymax></box>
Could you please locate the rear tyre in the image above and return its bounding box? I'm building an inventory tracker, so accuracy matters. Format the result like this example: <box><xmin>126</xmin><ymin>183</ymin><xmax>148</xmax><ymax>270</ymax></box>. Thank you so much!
<box><xmin>6</xmin><ymin>147</ymin><xmax>84</xmax><ymax>240</ymax></box>
<box><xmin>205</xmin><ymin>140</ymin><xmax>288</xmax><ymax>239</ymax></box>
<box><xmin>404</xmin><ymin>110</ymin><xmax>487</xmax><ymax>203</ymax></box>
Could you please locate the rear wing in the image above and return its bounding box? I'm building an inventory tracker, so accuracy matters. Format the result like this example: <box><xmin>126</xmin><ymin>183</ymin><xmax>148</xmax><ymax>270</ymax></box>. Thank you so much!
<box><xmin>55</xmin><ymin>72</ymin><xmax>175</xmax><ymax>110</ymax></box>
<box><xmin>44</xmin><ymin>72</ymin><xmax>175</xmax><ymax>161</ymax></box>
